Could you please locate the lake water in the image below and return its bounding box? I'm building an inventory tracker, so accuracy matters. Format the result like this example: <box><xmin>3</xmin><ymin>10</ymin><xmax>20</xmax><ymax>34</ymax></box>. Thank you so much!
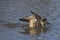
<box><xmin>0</xmin><ymin>0</ymin><xmax>60</xmax><ymax>40</ymax></box>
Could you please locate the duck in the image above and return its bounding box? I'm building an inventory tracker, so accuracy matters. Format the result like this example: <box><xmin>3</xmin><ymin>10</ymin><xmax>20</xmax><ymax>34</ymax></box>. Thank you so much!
<box><xmin>19</xmin><ymin>11</ymin><xmax>48</xmax><ymax>28</ymax></box>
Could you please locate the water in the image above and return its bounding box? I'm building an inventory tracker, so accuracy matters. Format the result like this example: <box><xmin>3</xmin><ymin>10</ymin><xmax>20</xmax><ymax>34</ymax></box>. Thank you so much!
<box><xmin>0</xmin><ymin>0</ymin><xmax>60</xmax><ymax>40</ymax></box>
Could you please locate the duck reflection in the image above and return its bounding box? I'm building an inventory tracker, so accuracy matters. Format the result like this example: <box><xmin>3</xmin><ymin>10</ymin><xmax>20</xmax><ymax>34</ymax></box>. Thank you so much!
<box><xmin>19</xmin><ymin>26</ymin><xmax>48</xmax><ymax>37</ymax></box>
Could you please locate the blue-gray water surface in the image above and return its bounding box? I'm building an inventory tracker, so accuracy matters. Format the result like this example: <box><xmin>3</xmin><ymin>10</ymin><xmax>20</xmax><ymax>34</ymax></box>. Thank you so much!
<box><xmin>0</xmin><ymin>0</ymin><xmax>60</xmax><ymax>40</ymax></box>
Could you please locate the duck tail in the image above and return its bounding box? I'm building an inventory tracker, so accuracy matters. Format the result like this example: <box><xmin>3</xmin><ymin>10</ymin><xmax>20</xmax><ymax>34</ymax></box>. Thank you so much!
<box><xmin>31</xmin><ymin>11</ymin><xmax>34</xmax><ymax>14</ymax></box>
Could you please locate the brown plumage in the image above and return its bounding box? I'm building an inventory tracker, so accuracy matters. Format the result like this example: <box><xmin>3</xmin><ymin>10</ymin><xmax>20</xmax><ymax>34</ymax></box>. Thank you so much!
<box><xmin>19</xmin><ymin>11</ymin><xmax>47</xmax><ymax>28</ymax></box>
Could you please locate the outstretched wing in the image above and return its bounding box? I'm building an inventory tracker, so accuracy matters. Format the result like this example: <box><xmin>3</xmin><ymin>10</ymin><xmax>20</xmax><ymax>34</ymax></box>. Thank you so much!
<box><xmin>19</xmin><ymin>18</ymin><xmax>29</xmax><ymax>22</ymax></box>
<box><xmin>19</xmin><ymin>16</ymin><xmax>33</xmax><ymax>22</ymax></box>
